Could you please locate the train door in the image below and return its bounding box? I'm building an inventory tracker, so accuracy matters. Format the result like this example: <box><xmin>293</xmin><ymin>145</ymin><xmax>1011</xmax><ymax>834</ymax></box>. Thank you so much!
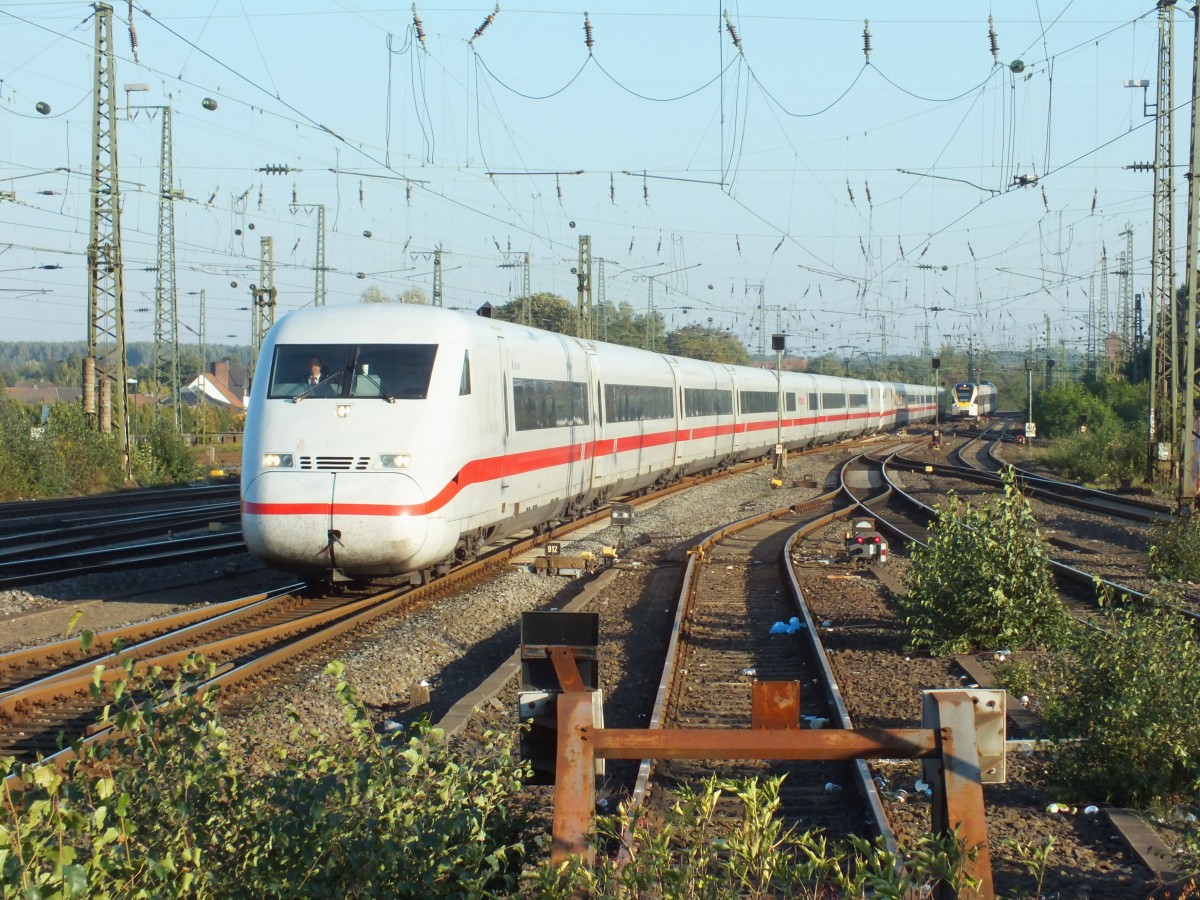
<box><xmin>667</xmin><ymin>357</ymin><xmax>682</xmax><ymax>470</ymax></box>
<box><xmin>583</xmin><ymin>348</ymin><xmax>599</xmax><ymax>495</ymax></box>
<box><xmin>496</xmin><ymin>336</ymin><xmax>511</xmax><ymax>490</ymax></box>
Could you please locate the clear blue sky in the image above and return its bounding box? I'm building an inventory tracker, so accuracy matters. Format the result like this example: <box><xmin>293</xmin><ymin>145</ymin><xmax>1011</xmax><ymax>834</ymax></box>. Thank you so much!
<box><xmin>0</xmin><ymin>2</ymin><xmax>1181</xmax><ymax>364</ymax></box>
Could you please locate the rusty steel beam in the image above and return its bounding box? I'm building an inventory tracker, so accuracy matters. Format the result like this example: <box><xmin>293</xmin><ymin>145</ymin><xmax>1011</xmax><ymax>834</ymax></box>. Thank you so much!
<box><xmin>552</xmin><ymin>692</ymin><xmax>597</xmax><ymax>865</ymax></box>
<box><xmin>553</xmin><ymin>684</ymin><xmax>994</xmax><ymax>899</ymax></box>
<box><xmin>925</xmin><ymin>691</ymin><xmax>994</xmax><ymax>899</ymax></box>
<box><xmin>590</xmin><ymin>726</ymin><xmax>938</xmax><ymax>760</ymax></box>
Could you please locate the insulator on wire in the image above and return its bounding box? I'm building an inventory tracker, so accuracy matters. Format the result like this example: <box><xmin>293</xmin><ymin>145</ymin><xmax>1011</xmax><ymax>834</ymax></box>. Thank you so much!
<box><xmin>128</xmin><ymin>1</ymin><xmax>139</xmax><ymax>63</ymax></box>
<box><xmin>292</xmin><ymin>184</ymin><xmax>298</xmax><ymax>204</ymax></box>
<box><xmin>584</xmin><ymin>13</ymin><xmax>594</xmax><ymax>52</ymax></box>
<box><xmin>988</xmin><ymin>15</ymin><xmax>999</xmax><ymax>63</ymax></box>
<box><xmin>359</xmin><ymin>180</ymin><xmax>365</xmax><ymax>207</ymax></box>
<box><xmin>556</xmin><ymin>174</ymin><xmax>562</xmax><ymax>202</ymax></box>
<box><xmin>643</xmin><ymin>173</ymin><xmax>649</xmax><ymax>204</ymax></box>
<box><xmin>723</xmin><ymin>9</ymin><xmax>742</xmax><ymax>51</ymax></box>
<box><xmin>862</xmin><ymin>19</ymin><xmax>871</xmax><ymax>61</ymax></box>
<box><xmin>470</xmin><ymin>4</ymin><xmax>499</xmax><ymax>45</ymax></box>
<box><xmin>412</xmin><ymin>4</ymin><xmax>426</xmax><ymax>45</ymax></box>
<box><xmin>610</xmin><ymin>172</ymin><xmax>615</xmax><ymax>204</ymax></box>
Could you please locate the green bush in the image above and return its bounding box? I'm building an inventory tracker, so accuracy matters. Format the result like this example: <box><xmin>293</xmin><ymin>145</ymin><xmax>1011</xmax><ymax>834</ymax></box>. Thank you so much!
<box><xmin>132</xmin><ymin>416</ymin><xmax>200</xmax><ymax>485</ymax></box>
<box><xmin>526</xmin><ymin>775</ymin><xmax>979</xmax><ymax>898</ymax></box>
<box><xmin>1</xmin><ymin>656</ymin><xmax>532</xmax><ymax>898</ymax></box>
<box><xmin>0</xmin><ymin>396</ymin><xmax>38</xmax><ymax>498</ymax></box>
<box><xmin>28</xmin><ymin>403</ymin><xmax>124</xmax><ymax>497</ymax></box>
<box><xmin>1034</xmin><ymin>381</ymin><xmax>1121</xmax><ymax>438</ymax></box>
<box><xmin>897</xmin><ymin>468</ymin><xmax>1072</xmax><ymax>655</ymax></box>
<box><xmin>1034</xmin><ymin>424</ymin><xmax>1145</xmax><ymax>487</ymax></box>
<box><xmin>1025</xmin><ymin>589</ymin><xmax>1200</xmax><ymax>806</ymax></box>
<box><xmin>1149</xmin><ymin>513</ymin><xmax>1200</xmax><ymax>582</ymax></box>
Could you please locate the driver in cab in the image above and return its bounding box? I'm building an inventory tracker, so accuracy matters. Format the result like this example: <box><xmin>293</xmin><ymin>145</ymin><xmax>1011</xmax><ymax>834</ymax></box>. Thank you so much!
<box><xmin>298</xmin><ymin>356</ymin><xmax>337</xmax><ymax>397</ymax></box>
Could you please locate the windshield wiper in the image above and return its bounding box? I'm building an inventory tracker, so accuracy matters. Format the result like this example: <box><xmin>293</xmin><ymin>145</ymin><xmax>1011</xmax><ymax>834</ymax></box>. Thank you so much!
<box><xmin>291</xmin><ymin>370</ymin><xmax>344</xmax><ymax>402</ymax></box>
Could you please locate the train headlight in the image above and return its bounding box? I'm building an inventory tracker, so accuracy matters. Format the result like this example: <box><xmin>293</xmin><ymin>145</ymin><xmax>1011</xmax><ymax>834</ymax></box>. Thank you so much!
<box><xmin>379</xmin><ymin>453</ymin><xmax>412</xmax><ymax>469</ymax></box>
<box><xmin>261</xmin><ymin>452</ymin><xmax>294</xmax><ymax>468</ymax></box>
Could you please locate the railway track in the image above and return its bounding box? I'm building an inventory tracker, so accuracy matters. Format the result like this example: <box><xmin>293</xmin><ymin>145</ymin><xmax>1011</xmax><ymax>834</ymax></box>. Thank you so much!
<box><xmin>0</xmin><ymin>485</ymin><xmax>244</xmax><ymax>588</ymax></box>
<box><xmin>1</xmin><ymin>451</ymin><xmax>827</xmax><ymax>778</ymax></box>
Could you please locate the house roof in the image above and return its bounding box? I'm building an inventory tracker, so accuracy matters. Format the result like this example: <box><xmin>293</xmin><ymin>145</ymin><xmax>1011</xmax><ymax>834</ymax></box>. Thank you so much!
<box><xmin>3</xmin><ymin>383</ymin><xmax>83</xmax><ymax>405</ymax></box>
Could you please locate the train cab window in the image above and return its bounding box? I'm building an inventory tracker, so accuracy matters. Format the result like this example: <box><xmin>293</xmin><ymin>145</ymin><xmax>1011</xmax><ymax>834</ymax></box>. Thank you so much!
<box><xmin>513</xmin><ymin>378</ymin><xmax>589</xmax><ymax>430</ymax></box>
<box><xmin>459</xmin><ymin>350</ymin><xmax>471</xmax><ymax>396</ymax></box>
<box><xmin>268</xmin><ymin>343</ymin><xmax>437</xmax><ymax>400</ymax></box>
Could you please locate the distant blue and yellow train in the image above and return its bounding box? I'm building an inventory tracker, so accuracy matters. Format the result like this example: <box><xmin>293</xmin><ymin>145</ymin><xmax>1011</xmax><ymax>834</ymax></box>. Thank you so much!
<box><xmin>241</xmin><ymin>304</ymin><xmax>944</xmax><ymax>582</ymax></box>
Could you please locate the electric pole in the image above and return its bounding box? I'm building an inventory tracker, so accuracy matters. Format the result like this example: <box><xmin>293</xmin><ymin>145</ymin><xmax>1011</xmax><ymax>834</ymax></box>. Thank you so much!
<box><xmin>1117</xmin><ymin>224</ymin><xmax>1134</xmax><ymax>372</ymax></box>
<box><xmin>1178</xmin><ymin>0</ymin><xmax>1200</xmax><ymax>509</ymax></box>
<box><xmin>596</xmin><ymin>257</ymin><xmax>608</xmax><ymax>340</ymax></box>
<box><xmin>198</xmin><ymin>289</ymin><xmax>207</xmax><ymax>442</ymax></box>
<box><xmin>575</xmin><ymin>234</ymin><xmax>592</xmax><ymax>339</ymax></box>
<box><xmin>1087</xmin><ymin>272</ymin><xmax>1097</xmax><ymax>380</ymax></box>
<box><xmin>1151</xmin><ymin>0</ymin><xmax>1177</xmax><ymax>481</ymax></box>
<box><xmin>147</xmin><ymin>105</ymin><xmax>182</xmax><ymax>429</ymax></box>
<box><xmin>1100</xmin><ymin>246</ymin><xmax>1111</xmax><ymax>377</ymax></box>
<box><xmin>249</xmin><ymin>236</ymin><xmax>276</xmax><ymax>377</ymax></box>
<box><xmin>289</xmin><ymin>203</ymin><xmax>327</xmax><ymax>307</ymax></box>
<box><xmin>85</xmin><ymin>2</ymin><xmax>130</xmax><ymax>475</ymax></box>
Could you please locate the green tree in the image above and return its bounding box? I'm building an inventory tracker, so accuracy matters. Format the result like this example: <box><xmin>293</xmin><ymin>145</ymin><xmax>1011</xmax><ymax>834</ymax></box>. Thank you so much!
<box><xmin>665</xmin><ymin>324</ymin><xmax>752</xmax><ymax>364</ymax></box>
<box><xmin>494</xmin><ymin>291</ymin><xmax>577</xmax><ymax>333</ymax></box>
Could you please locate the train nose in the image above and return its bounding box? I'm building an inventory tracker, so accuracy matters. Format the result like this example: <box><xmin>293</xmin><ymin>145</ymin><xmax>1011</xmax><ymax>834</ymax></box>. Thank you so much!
<box><xmin>242</xmin><ymin>471</ymin><xmax>430</xmax><ymax>575</ymax></box>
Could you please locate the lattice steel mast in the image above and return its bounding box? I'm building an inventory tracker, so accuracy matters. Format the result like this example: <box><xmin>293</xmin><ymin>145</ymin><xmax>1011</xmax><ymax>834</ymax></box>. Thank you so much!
<box><xmin>85</xmin><ymin>2</ymin><xmax>130</xmax><ymax>473</ymax></box>
<box><xmin>152</xmin><ymin>106</ymin><xmax>181</xmax><ymax>428</ymax></box>
<box><xmin>1148</xmin><ymin>0</ymin><xmax>1177</xmax><ymax>481</ymax></box>
<box><xmin>249</xmin><ymin>237</ymin><xmax>276</xmax><ymax>378</ymax></box>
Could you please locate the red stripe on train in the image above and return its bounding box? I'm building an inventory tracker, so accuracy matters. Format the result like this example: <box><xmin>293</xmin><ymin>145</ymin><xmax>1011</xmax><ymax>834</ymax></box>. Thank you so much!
<box><xmin>244</xmin><ymin>409</ymin><xmax>920</xmax><ymax>518</ymax></box>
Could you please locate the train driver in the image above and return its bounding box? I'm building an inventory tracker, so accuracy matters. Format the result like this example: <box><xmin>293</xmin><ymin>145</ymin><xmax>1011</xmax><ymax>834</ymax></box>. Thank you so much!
<box><xmin>297</xmin><ymin>355</ymin><xmax>337</xmax><ymax>397</ymax></box>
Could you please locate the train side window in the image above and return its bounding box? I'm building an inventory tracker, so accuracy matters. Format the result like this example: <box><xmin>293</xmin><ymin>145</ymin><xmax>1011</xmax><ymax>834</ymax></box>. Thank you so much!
<box><xmin>459</xmin><ymin>350</ymin><xmax>471</xmax><ymax>396</ymax></box>
<box><xmin>808</xmin><ymin>392</ymin><xmax>819</xmax><ymax>412</ymax></box>
<box><xmin>683</xmin><ymin>387</ymin><xmax>732</xmax><ymax>417</ymax></box>
<box><xmin>604</xmin><ymin>384</ymin><xmax>672</xmax><ymax>423</ymax></box>
<box><xmin>786</xmin><ymin>393</ymin><xmax>796</xmax><ymax>412</ymax></box>
<box><xmin>513</xmin><ymin>378</ymin><xmax>589</xmax><ymax>430</ymax></box>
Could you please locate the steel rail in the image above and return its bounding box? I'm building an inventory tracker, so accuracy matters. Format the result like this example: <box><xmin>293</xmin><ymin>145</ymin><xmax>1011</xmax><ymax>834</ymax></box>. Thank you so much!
<box><xmin>618</xmin><ymin>451</ymin><xmax>901</xmax><ymax>867</ymax></box>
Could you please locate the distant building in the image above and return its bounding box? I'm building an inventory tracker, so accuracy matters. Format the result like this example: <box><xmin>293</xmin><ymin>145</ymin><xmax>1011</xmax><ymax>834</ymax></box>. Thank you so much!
<box><xmin>181</xmin><ymin>360</ymin><xmax>248</xmax><ymax>411</ymax></box>
<box><xmin>3</xmin><ymin>382</ymin><xmax>83</xmax><ymax>406</ymax></box>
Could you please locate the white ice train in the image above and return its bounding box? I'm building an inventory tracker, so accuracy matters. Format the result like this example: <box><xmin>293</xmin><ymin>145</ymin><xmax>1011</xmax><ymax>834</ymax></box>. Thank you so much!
<box><xmin>240</xmin><ymin>304</ymin><xmax>942</xmax><ymax>582</ymax></box>
<box><xmin>950</xmin><ymin>381</ymin><xmax>998</xmax><ymax>419</ymax></box>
